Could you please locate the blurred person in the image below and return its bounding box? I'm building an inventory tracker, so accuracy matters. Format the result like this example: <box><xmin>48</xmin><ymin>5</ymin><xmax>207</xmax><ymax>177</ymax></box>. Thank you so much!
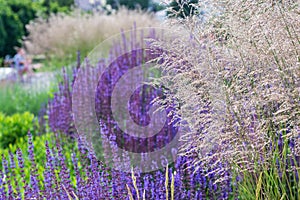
<box><xmin>13</xmin><ymin>47</ymin><xmax>33</xmax><ymax>77</ymax></box>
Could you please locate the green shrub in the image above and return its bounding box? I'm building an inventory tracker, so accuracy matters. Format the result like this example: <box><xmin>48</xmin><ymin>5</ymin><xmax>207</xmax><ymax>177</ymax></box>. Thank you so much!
<box><xmin>0</xmin><ymin>112</ymin><xmax>39</xmax><ymax>148</ymax></box>
<box><xmin>42</xmin><ymin>0</ymin><xmax>73</xmax><ymax>16</ymax></box>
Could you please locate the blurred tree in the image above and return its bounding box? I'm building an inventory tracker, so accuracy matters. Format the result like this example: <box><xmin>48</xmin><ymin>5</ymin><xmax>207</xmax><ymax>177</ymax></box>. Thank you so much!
<box><xmin>106</xmin><ymin>0</ymin><xmax>149</xmax><ymax>10</ymax></box>
<box><xmin>55</xmin><ymin>0</ymin><xmax>74</xmax><ymax>7</ymax></box>
<box><xmin>148</xmin><ymin>1</ymin><xmax>165</xmax><ymax>12</ymax></box>
<box><xmin>43</xmin><ymin>0</ymin><xmax>51</xmax><ymax>17</ymax></box>
<box><xmin>167</xmin><ymin>0</ymin><xmax>199</xmax><ymax>18</ymax></box>
<box><xmin>0</xmin><ymin>16</ymin><xmax>7</xmax><ymax>53</ymax></box>
<box><xmin>0</xmin><ymin>0</ymin><xmax>73</xmax><ymax>59</ymax></box>
<box><xmin>9</xmin><ymin>0</ymin><xmax>44</xmax><ymax>35</ymax></box>
<box><xmin>42</xmin><ymin>0</ymin><xmax>74</xmax><ymax>15</ymax></box>
<box><xmin>0</xmin><ymin>1</ymin><xmax>23</xmax><ymax>58</ymax></box>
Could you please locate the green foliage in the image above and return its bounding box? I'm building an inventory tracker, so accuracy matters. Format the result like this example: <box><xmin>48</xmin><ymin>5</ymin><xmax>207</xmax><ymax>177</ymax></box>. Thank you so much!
<box><xmin>236</xmin><ymin>135</ymin><xmax>300</xmax><ymax>200</ymax></box>
<box><xmin>0</xmin><ymin>132</ymin><xmax>79</xmax><ymax>194</ymax></box>
<box><xmin>0</xmin><ymin>82</ymin><xmax>52</xmax><ymax>116</ymax></box>
<box><xmin>106</xmin><ymin>0</ymin><xmax>149</xmax><ymax>10</ymax></box>
<box><xmin>39</xmin><ymin>54</ymin><xmax>77</xmax><ymax>72</ymax></box>
<box><xmin>42</xmin><ymin>0</ymin><xmax>73</xmax><ymax>16</ymax></box>
<box><xmin>167</xmin><ymin>0</ymin><xmax>199</xmax><ymax>18</ymax></box>
<box><xmin>0</xmin><ymin>0</ymin><xmax>73</xmax><ymax>58</ymax></box>
<box><xmin>149</xmin><ymin>1</ymin><xmax>165</xmax><ymax>12</ymax></box>
<box><xmin>0</xmin><ymin>0</ymin><xmax>24</xmax><ymax>57</ymax></box>
<box><xmin>0</xmin><ymin>112</ymin><xmax>39</xmax><ymax>149</ymax></box>
<box><xmin>0</xmin><ymin>14</ymin><xmax>7</xmax><ymax>52</ymax></box>
<box><xmin>0</xmin><ymin>0</ymin><xmax>45</xmax><ymax>57</ymax></box>
<box><xmin>0</xmin><ymin>133</ymin><xmax>52</xmax><ymax>169</ymax></box>
<box><xmin>0</xmin><ymin>134</ymin><xmax>50</xmax><ymax>196</ymax></box>
<box><xmin>8</xmin><ymin>0</ymin><xmax>45</xmax><ymax>33</ymax></box>
<box><xmin>55</xmin><ymin>0</ymin><xmax>74</xmax><ymax>8</ymax></box>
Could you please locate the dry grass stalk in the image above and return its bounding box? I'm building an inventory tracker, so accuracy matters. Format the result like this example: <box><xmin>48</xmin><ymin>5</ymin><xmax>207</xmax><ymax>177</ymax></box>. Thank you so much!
<box><xmin>24</xmin><ymin>8</ymin><xmax>160</xmax><ymax>58</ymax></box>
<box><xmin>151</xmin><ymin>0</ymin><xmax>300</xmax><ymax>181</ymax></box>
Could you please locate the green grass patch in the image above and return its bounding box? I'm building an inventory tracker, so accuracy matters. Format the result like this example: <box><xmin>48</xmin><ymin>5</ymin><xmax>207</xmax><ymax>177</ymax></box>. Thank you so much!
<box><xmin>0</xmin><ymin>81</ymin><xmax>55</xmax><ymax>116</ymax></box>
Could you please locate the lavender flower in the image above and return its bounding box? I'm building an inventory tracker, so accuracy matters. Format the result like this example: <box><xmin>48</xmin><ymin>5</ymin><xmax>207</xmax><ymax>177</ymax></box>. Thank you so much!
<box><xmin>0</xmin><ymin>133</ymin><xmax>234</xmax><ymax>199</ymax></box>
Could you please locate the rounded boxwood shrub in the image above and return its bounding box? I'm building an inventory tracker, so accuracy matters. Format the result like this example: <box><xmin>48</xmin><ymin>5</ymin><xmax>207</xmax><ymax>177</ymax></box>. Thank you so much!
<box><xmin>0</xmin><ymin>112</ymin><xmax>39</xmax><ymax>149</ymax></box>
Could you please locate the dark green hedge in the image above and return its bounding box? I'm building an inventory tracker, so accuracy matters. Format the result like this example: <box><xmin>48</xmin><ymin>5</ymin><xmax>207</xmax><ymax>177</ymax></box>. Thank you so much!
<box><xmin>0</xmin><ymin>1</ymin><xmax>24</xmax><ymax>57</ymax></box>
<box><xmin>106</xmin><ymin>0</ymin><xmax>150</xmax><ymax>10</ymax></box>
<box><xmin>0</xmin><ymin>0</ymin><xmax>74</xmax><ymax>59</ymax></box>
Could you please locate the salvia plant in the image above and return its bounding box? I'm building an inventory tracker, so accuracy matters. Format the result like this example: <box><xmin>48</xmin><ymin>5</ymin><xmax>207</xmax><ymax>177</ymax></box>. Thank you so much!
<box><xmin>9</xmin><ymin>0</ymin><xmax>300</xmax><ymax>199</ymax></box>
<box><xmin>46</xmin><ymin>25</ymin><xmax>234</xmax><ymax>199</ymax></box>
<box><xmin>0</xmin><ymin>132</ymin><xmax>232</xmax><ymax>199</ymax></box>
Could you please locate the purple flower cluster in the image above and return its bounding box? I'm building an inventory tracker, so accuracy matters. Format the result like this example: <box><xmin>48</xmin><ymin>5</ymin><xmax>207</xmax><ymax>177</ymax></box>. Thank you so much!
<box><xmin>0</xmin><ymin>132</ymin><xmax>232</xmax><ymax>199</ymax></box>
<box><xmin>48</xmin><ymin>68</ymin><xmax>75</xmax><ymax>137</ymax></box>
<box><xmin>47</xmin><ymin>28</ymin><xmax>162</xmax><ymax>138</ymax></box>
<box><xmin>43</xmin><ymin>27</ymin><xmax>233</xmax><ymax>199</ymax></box>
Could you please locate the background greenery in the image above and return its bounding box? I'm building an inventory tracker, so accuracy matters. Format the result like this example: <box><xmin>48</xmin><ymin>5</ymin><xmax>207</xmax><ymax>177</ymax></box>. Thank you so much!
<box><xmin>0</xmin><ymin>82</ymin><xmax>52</xmax><ymax>116</ymax></box>
<box><xmin>0</xmin><ymin>112</ymin><xmax>39</xmax><ymax>149</ymax></box>
<box><xmin>106</xmin><ymin>0</ymin><xmax>150</xmax><ymax>10</ymax></box>
<box><xmin>0</xmin><ymin>0</ymin><xmax>73</xmax><ymax>60</ymax></box>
